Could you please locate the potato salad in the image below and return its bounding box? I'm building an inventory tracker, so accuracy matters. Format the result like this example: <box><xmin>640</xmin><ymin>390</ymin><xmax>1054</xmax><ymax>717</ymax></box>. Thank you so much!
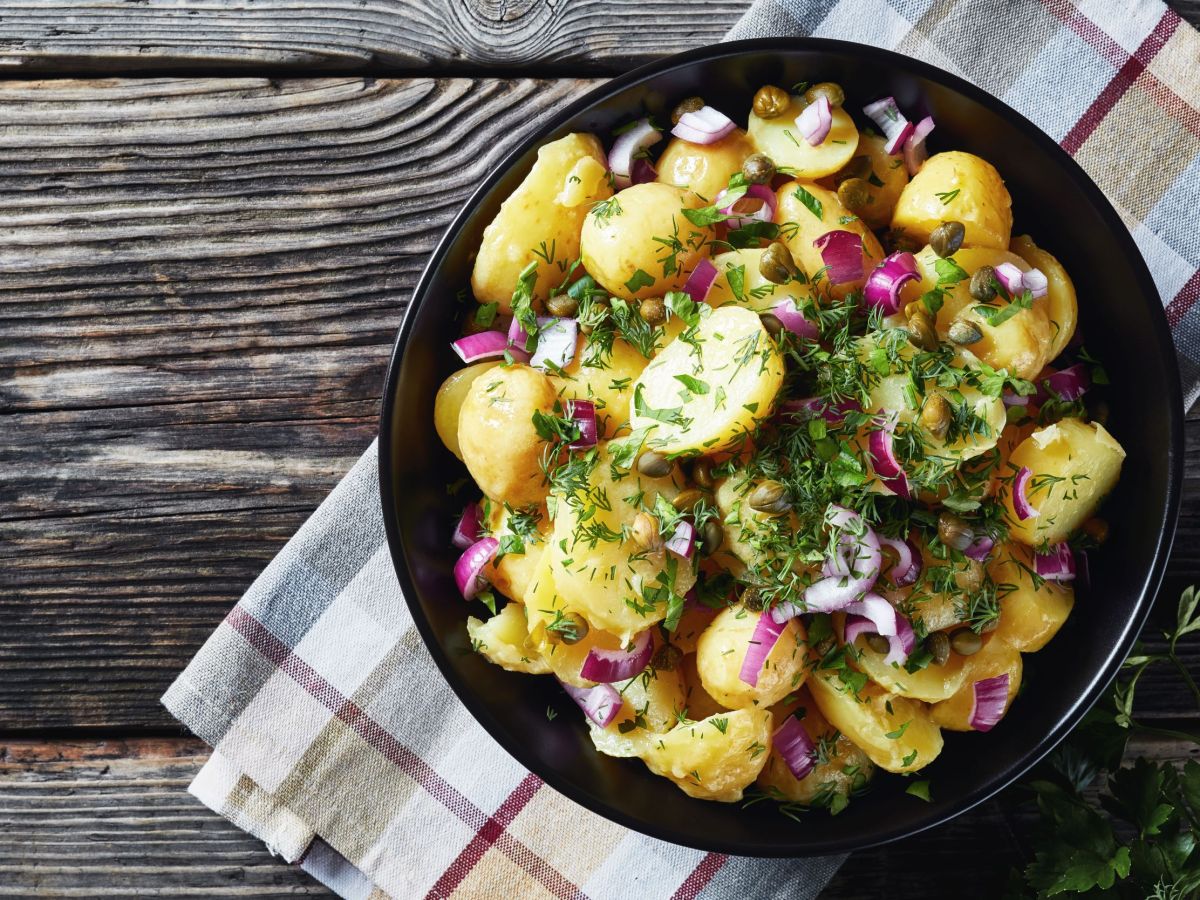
<box><xmin>434</xmin><ymin>81</ymin><xmax>1125</xmax><ymax>815</ymax></box>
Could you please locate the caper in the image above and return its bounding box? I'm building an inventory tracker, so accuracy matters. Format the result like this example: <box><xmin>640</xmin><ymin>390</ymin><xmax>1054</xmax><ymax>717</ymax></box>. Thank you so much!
<box><xmin>671</xmin><ymin>96</ymin><xmax>705</xmax><ymax>125</ymax></box>
<box><xmin>759</xmin><ymin>241</ymin><xmax>798</xmax><ymax>284</ymax></box>
<box><xmin>920</xmin><ymin>393</ymin><xmax>951</xmax><ymax>442</ymax></box>
<box><xmin>652</xmin><ymin>643</ymin><xmax>683</xmax><ymax>671</ymax></box>
<box><xmin>640</xmin><ymin>296</ymin><xmax>667</xmax><ymax>327</ymax></box>
<box><xmin>760</xmin><ymin>313</ymin><xmax>784</xmax><ymax>340</ymax></box>
<box><xmin>905</xmin><ymin>307</ymin><xmax>939</xmax><ymax>351</ymax></box>
<box><xmin>546</xmin><ymin>293</ymin><xmax>578</xmax><ymax>318</ymax></box>
<box><xmin>631</xmin><ymin>512</ymin><xmax>662</xmax><ymax>551</ymax></box>
<box><xmin>885</xmin><ymin>229</ymin><xmax>923</xmax><ymax>255</ymax></box>
<box><xmin>837</xmin><ymin>177</ymin><xmax>871</xmax><ymax>212</ymax></box>
<box><xmin>865</xmin><ymin>633</ymin><xmax>891</xmax><ymax>654</ymax></box>
<box><xmin>929</xmin><ymin>221</ymin><xmax>965</xmax><ymax>258</ymax></box>
<box><xmin>927</xmin><ymin>631</ymin><xmax>951</xmax><ymax>666</ymax></box>
<box><xmin>549</xmin><ymin>612</ymin><xmax>589</xmax><ymax>645</ymax></box>
<box><xmin>692</xmin><ymin>458</ymin><xmax>716</xmax><ymax>490</ymax></box>
<box><xmin>637</xmin><ymin>450</ymin><xmax>672</xmax><ymax>478</ymax></box>
<box><xmin>701</xmin><ymin>518</ymin><xmax>724</xmax><ymax>556</ymax></box>
<box><xmin>938</xmin><ymin>512</ymin><xmax>975</xmax><ymax>552</ymax></box>
<box><xmin>741</xmin><ymin>587</ymin><xmax>766</xmax><ymax>612</ymax></box>
<box><xmin>969</xmin><ymin>265</ymin><xmax>997</xmax><ymax>301</ymax></box>
<box><xmin>741</xmin><ymin>152</ymin><xmax>777</xmax><ymax>185</ymax></box>
<box><xmin>950</xmin><ymin>628</ymin><xmax>982</xmax><ymax>656</ymax></box>
<box><xmin>1083</xmin><ymin>517</ymin><xmax>1110</xmax><ymax>544</ymax></box>
<box><xmin>752</xmin><ymin>84</ymin><xmax>790</xmax><ymax>119</ymax></box>
<box><xmin>672</xmin><ymin>488</ymin><xmax>706</xmax><ymax>513</ymax></box>
<box><xmin>804</xmin><ymin>81</ymin><xmax>845</xmax><ymax>109</ymax></box>
<box><xmin>948</xmin><ymin>318</ymin><xmax>983</xmax><ymax>346</ymax></box>
<box><xmin>748</xmin><ymin>480</ymin><xmax>790</xmax><ymax>515</ymax></box>
<box><xmin>834</xmin><ymin>155</ymin><xmax>872</xmax><ymax>184</ymax></box>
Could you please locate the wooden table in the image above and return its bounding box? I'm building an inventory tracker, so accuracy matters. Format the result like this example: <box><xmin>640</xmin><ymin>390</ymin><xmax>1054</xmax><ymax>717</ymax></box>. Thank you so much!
<box><xmin>2</xmin><ymin>3</ymin><xmax>1198</xmax><ymax>896</ymax></box>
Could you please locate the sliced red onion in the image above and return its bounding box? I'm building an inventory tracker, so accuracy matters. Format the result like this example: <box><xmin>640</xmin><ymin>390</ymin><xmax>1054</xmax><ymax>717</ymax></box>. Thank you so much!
<box><xmin>844</xmin><ymin>594</ymin><xmax>914</xmax><ymax>665</ymax></box>
<box><xmin>862</xmin><ymin>96</ymin><xmax>913</xmax><ymax>155</ymax></box>
<box><xmin>776</xmin><ymin>505</ymin><xmax>881</xmax><ymax>620</ymax></box>
<box><xmin>964</xmin><ymin>536</ymin><xmax>995</xmax><ymax>562</ymax></box>
<box><xmin>665</xmin><ymin>520</ymin><xmax>696</xmax><ymax>560</ymax></box>
<box><xmin>879</xmin><ymin>536</ymin><xmax>921</xmax><ymax>587</ymax></box>
<box><xmin>968</xmin><ymin>673</ymin><xmax>1010</xmax><ymax>732</ymax></box>
<box><xmin>560</xmin><ymin>679</ymin><xmax>622</xmax><ymax>728</ymax></box>
<box><xmin>773</xmin><ymin>298</ymin><xmax>819</xmax><ymax>340</ymax></box>
<box><xmin>813</xmin><ymin>231</ymin><xmax>864</xmax><ymax>285</ymax></box>
<box><xmin>879</xmin><ymin>474</ymin><xmax>913</xmax><ymax>500</ymax></box>
<box><xmin>672</xmin><ymin>106</ymin><xmax>736</xmax><ymax>145</ymax></box>
<box><xmin>864</xmin><ymin>251</ymin><xmax>920</xmax><ymax>315</ymax></box>
<box><xmin>716</xmin><ymin>183</ymin><xmax>777</xmax><ymax>228</ymax></box>
<box><xmin>452</xmin><ymin>502</ymin><xmax>483</xmax><ymax>550</ymax></box>
<box><xmin>1022</xmin><ymin>267</ymin><xmax>1048</xmax><ymax>299</ymax></box>
<box><xmin>566</xmin><ymin>399</ymin><xmax>598</xmax><ymax>449</ymax></box>
<box><xmin>903</xmin><ymin>115</ymin><xmax>935</xmax><ymax>175</ymax></box>
<box><xmin>886</xmin><ymin>613</ymin><xmax>916</xmax><ymax>666</ymax></box>
<box><xmin>1012</xmin><ymin>466</ymin><xmax>1039</xmax><ymax>520</ymax></box>
<box><xmin>530</xmin><ymin>316</ymin><xmax>578</xmax><ymax>372</ymax></box>
<box><xmin>738</xmin><ymin>611</ymin><xmax>787</xmax><ymax>687</ymax></box>
<box><xmin>580</xmin><ymin>629</ymin><xmax>653</xmax><ymax>683</ymax></box>
<box><xmin>1042</xmin><ymin>363</ymin><xmax>1090</xmax><ymax>401</ymax></box>
<box><xmin>609</xmin><ymin>119</ymin><xmax>663</xmax><ymax>189</ymax></box>
<box><xmin>1035</xmin><ymin>543</ymin><xmax>1076</xmax><ymax>582</ymax></box>
<box><xmin>993</xmin><ymin>262</ymin><xmax>1024</xmax><ymax>296</ymax></box>
<box><xmin>684</xmin><ymin>257</ymin><xmax>718</xmax><ymax>305</ymax></box>
<box><xmin>631</xmin><ymin>157</ymin><xmax>657</xmax><ymax>185</ymax></box>
<box><xmin>868</xmin><ymin>416</ymin><xmax>904</xmax><ymax>479</ymax></box>
<box><xmin>507</xmin><ymin>314</ymin><xmax>531</xmax><ymax>350</ymax></box>
<box><xmin>795</xmin><ymin>95</ymin><xmax>832</xmax><ymax>146</ymax></box>
<box><xmin>1003</xmin><ymin>390</ymin><xmax>1031</xmax><ymax>408</ymax></box>
<box><xmin>453</xmin><ymin>330</ymin><xmax>525</xmax><ymax>364</ymax></box>
<box><xmin>454</xmin><ymin>537</ymin><xmax>499</xmax><ymax>600</ymax></box>
<box><xmin>773</xmin><ymin>714</ymin><xmax>817</xmax><ymax>780</ymax></box>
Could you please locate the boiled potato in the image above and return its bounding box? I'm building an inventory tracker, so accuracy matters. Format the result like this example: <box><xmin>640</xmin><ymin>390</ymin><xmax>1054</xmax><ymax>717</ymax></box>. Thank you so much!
<box><xmin>930</xmin><ymin>636</ymin><xmax>1023</xmax><ymax>731</ymax></box>
<box><xmin>833</xmin><ymin>133</ymin><xmax>909</xmax><ymax>229</ymax></box>
<box><xmin>673</xmin><ymin>603</ymin><xmax>719</xmax><ymax>656</ymax></box>
<box><xmin>808</xmin><ymin>667</ymin><xmax>943</xmax><ymax>773</ymax></box>
<box><xmin>434</xmin><ymin>361</ymin><xmax>499</xmax><ymax>460</ymax></box>
<box><xmin>776</xmin><ymin>180</ymin><xmax>885</xmax><ymax>299</ymax></box>
<box><xmin>580</xmin><ymin>182</ymin><xmax>714</xmax><ymax>300</ymax></box>
<box><xmin>552</xmin><ymin>334</ymin><xmax>649</xmax><ymax>438</ymax></box>
<box><xmin>695</xmin><ymin>605</ymin><xmax>808</xmax><ymax>709</ymax></box>
<box><xmin>757</xmin><ymin>693</ymin><xmax>875</xmax><ymax>806</ymax></box>
<box><xmin>706</xmin><ymin>248</ymin><xmax>818</xmax><ymax>315</ymax></box>
<box><xmin>748</xmin><ymin>95</ymin><xmax>859</xmax><ymax>178</ymax></box>
<box><xmin>1003</xmin><ymin>418</ymin><xmax>1126</xmax><ymax>545</ymax></box>
<box><xmin>851</xmin><ymin>634</ymin><xmax>970</xmax><ymax>703</ymax></box>
<box><xmin>989</xmin><ymin>542</ymin><xmax>1074</xmax><ymax>652</ymax></box>
<box><xmin>641</xmin><ymin>707</ymin><xmax>773</xmax><ymax>802</ymax></box>
<box><xmin>472</xmin><ymin>133</ymin><xmax>611</xmax><ymax>312</ymax></box>
<box><xmin>482</xmin><ymin>501</ymin><xmax>549</xmax><ymax>603</ymax></box>
<box><xmin>589</xmin><ymin>663</ymin><xmax>688</xmax><ymax>758</ymax></box>
<box><xmin>655</xmin><ymin>129</ymin><xmax>754</xmax><ymax>201</ymax></box>
<box><xmin>891</xmin><ymin>151</ymin><xmax>1013</xmax><ymax>250</ymax></box>
<box><xmin>467</xmin><ymin>602</ymin><xmax>550</xmax><ymax>675</ymax></box>
<box><xmin>630</xmin><ymin>306</ymin><xmax>784</xmax><ymax>455</ymax></box>
<box><xmin>681</xmin><ymin>653</ymin><xmax>729</xmax><ymax>720</ymax></box>
<box><xmin>1010</xmin><ymin>234</ymin><xmax>1078</xmax><ymax>361</ymax></box>
<box><xmin>714</xmin><ymin>471</ymin><xmax>801</xmax><ymax>570</ymax></box>
<box><xmin>547</xmin><ymin>442</ymin><xmax>696</xmax><ymax>639</ymax></box>
<box><xmin>458</xmin><ymin>364</ymin><xmax>557</xmax><ymax>507</ymax></box>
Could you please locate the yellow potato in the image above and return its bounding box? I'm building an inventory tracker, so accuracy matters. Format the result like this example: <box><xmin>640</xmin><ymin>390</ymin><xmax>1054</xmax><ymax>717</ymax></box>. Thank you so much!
<box><xmin>466</xmin><ymin>602</ymin><xmax>550</xmax><ymax>675</ymax></box>
<box><xmin>673</xmin><ymin>604</ymin><xmax>719</xmax><ymax>657</ymax></box>
<box><xmin>434</xmin><ymin>361</ymin><xmax>499</xmax><ymax>460</ymax></box>
<box><xmin>835</xmin><ymin>133</ymin><xmax>909</xmax><ymax>229</ymax></box>
<box><xmin>851</xmin><ymin>635</ymin><xmax>970</xmax><ymax>703</ymax></box>
<box><xmin>655</xmin><ymin>129</ymin><xmax>755</xmax><ymax>202</ymax></box>
<box><xmin>706</xmin><ymin>248</ymin><xmax>818</xmax><ymax>314</ymax></box>
<box><xmin>552</xmin><ymin>334</ymin><xmax>649</xmax><ymax>438</ymax></box>
<box><xmin>589</xmin><ymin>663</ymin><xmax>688</xmax><ymax>758</ymax></box>
<box><xmin>1003</xmin><ymin>418</ymin><xmax>1126</xmax><ymax>545</ymax></box>
<box><xmin>630</xmin><ymin>306</ymin><xmax>784</xmax><ymax>455</ymax></box>
<box><xmin>458</xmin><ymin>364</ymin><xmax>557</xmax><ymax>507</ymax></box>
<box><xmin>580</xmin><ymin>182</ymin><xmax>715</xmax><ymax>300</ymax></box>
<box><xmin>482</xmin><ymin>501</ymin><xmax>549</xmax><ymax>603</ymax></box>
<box><xmin>547</xmin><ymin>442</ymin><xmax>696</xmax><ymax>639</ymax></box>
<box><xmin>808</xmin><ymin>667</ymin><xmax>944</xmax><ymax>773</ymax></box>
<box><xmin>891</xmin><ymin>151</ymin><xmax>1013</xmax><ymax>250</ymax></box>
<box><xmin>681</xmin><ymin>653</ymin><xmax>729</xmax><ymax>720</ymax></box>
<box><xmin>1010</xmin><ymin>234</ymin><xmax>1078</xmax><ymax>361</ymax></box>
<box><xmin>776</xmin><ymin>180</ymin><xmax>885</xmax><ymax>300</ymax></box>
<box><xmin>748</xmin><ymin>95</ymin><xmax>859</xmax><ymax>178</ymax></box>
<box><xmin>695</xmin><ymin>606</ymin><xmax>808</xmax><ymax>709</ymax></box>
<box><xmin>472</xmin><ymin>133</ymin><xmax>611</xmax><ymax>312</ymax></box>
<box><xmin>930</xmin><ymin>636</ymin><xmax>1023</xmax><ymax>731</ymax></box>
<box><xmin>714</xmin><ymin>471</ymin><xmax>801</xmax><ymax>570</ymax></box>
<box><xmin>641</xmin><ymin>707</ymin><xmax>773</xmax><ymax>802</ymax></box>
<box><xmin>989</xmin><ymin>542</ymin><xmax>1074</xmax><ymax>652</ymax></box>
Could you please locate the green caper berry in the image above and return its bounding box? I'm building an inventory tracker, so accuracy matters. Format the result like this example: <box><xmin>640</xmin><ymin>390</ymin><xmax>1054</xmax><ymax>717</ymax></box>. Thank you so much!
<box><xmin>640</xmin><ymin>296</ymin><xmax>666</xmax><ymax>327</ymax></box>
<box><xmin>672</xmin><ymin>488</ymin><xmax>705</xmax><ymax>513</ymax></box>
<box><xmin>969</xmin><ymin>266</ymin><xmax>997</xmax><ymax>301</ymax></box>
<box><xmin>546</xmin><ymin>293</ymin><xmax>578</xmax><ymax>317</ymax></box>
<box><xmin>804</xmin><ymin>81</ymin><xmax>845</xmax><ymax>108</ymax></box>
<box><xmin>671</xmin><ymin>96</ymin><xmax>705</xmax><ymax>125</ymax></box>
<box><xmin>759</xmin><ymin>242</ymin><xmax>798</xmax><ymax>285</ymax></box>
<box><xmin>937</xmin><ymin>512</ymin><xmax>975</xmax><ymax>552</ymax></box>
<box><xmin>752</xmin><ymin>85</ymin><xmax>790</xmax><ymax>119</ymax></box>
<box><xmin>691</xmin><ymin>458</ymin><xmax>715</xmax><ymax>490</ymax></box>
<box><xmin>835</xmin><ymin>155</ymin><xmax>872</xmax><ymax>184</ymax></box>
<box><xmin>652</xmin><ymin>643</ymin><xmax>683</xmax><ymax>671</ymax></box>
<box><xmin>637</xmin><ymin>451</ymin><xmax>672</xmax><ymax>478</ymax></box>
<box><xmin>741</xmin><ymin>152</ymin><xmax>776</xmax><ymax>185</ymax></box>
<box><xmin>741</xmin><ymin>588</ymin><xmax>766</xmax><ymax>612</ymax></box>
<box><xmin>549</xmin><ymin>612</ymin><xmax>589</xmax><ymax>645</ymax></box>
<box><xmin>920</xmin><ymin>393</ymin><xmax>952</xmax><ymax>441</ymax></box>
<box><xmin>905</xmin><ymin>308</ymin><xmax>939</xmax><ymax>351</ymax></box>
<box><xmin>929</xmin><ymin>221</ymin><xmax>966</xmax><ymax>258</ymax></box>
<box><xmin>748</xmin><ymin>480</ymin><xmax>790</xmax><ymax>515</ymax></box>
<box><xmin>950</xmin><ymin>628</ymin><xmax>982</xmax><ymax>656</ymax></box>
<box><xmin>837</xmin><ymin>177</ymin><xmax>871</xmax><ymax>212</ymax></box>
<box><xmin>760</xmin><ymin>313</ymin><xmax>784</xmax><ymax>340</ymax></box>
<box><xmin>865</xmin><ymin>633</ymin><xmax>891</xmax><ymax>654</ymax></box>
<box><xmin>701</xmin><ymin>519</ymin><xmax>724</xmax><ymax>556</ymax></box>
<box><xmin>927</xmin><ymin>631</ymin><xmax>951</xmax><ymax>666</ymax></box>
<box><xmin>948</xmin><ymin>319</ymin><xmax>983</xmax><ymax>346</ymax></box>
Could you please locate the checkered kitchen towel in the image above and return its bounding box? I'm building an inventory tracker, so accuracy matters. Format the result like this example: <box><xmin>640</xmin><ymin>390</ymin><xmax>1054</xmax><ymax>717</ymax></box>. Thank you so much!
<box><xmin>163</xmin><ymin>2</ymin><xmax>1200</xmax><ymax>898</ymax></box>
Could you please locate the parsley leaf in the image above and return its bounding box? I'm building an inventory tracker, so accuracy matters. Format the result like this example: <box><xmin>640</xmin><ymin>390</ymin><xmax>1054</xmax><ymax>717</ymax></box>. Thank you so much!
<box><xmin>792</xmin><ymin>184</ymin><xmax>824</xmax><ymax>220</ymax></box>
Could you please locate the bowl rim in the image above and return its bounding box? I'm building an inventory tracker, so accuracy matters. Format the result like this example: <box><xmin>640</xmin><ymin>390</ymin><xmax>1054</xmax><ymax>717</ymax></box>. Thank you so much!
<box><xmin>378</xmin><ymin>35</ymin><xmax>1185</xmax><ymax>856</ymax></box>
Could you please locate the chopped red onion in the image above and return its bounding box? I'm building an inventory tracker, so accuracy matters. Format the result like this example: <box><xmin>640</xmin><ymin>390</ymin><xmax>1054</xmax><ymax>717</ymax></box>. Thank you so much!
<box><xmin>993</xmin><ymin>262</ymin><xmax>1024</xmax><ymax>295</ymax></box>
<box><xmin>665</xmin><ymin>520</ymin><xmax>696</xmax><ymax>560</ymax></box>
<box><xmin>844</xmin><ymin>594</ymin><xmax>914</xmax><ymax>665</ymax></box>
<box><xmin>773</xmin><ymin>298</ymin><xmax>820</xmax><ymax>340</ymax></box>
<box><xmin>879</xmin><ymin>536</ymin><xmax>921</xmax><ymax>587</ymax></box>
<box><xmin>716</xmin><ymin>183</ymin><xmax>777</xmax><ymax>228</ymax></box>
<box><xmin>1003</xmin><ymin>390</ymin><xmax>1031</xmax><ymax>408</ymax></box>
<box><xmin>580</xmin><ymin>629</ymin><xmax>653</xmax><ymax>683</ymax></box>
<box><xmin>738</xmin><ymin>611</ymin><xmax>787</xmax><ymax>687</ymax></box>
<box><xmin>1042</xmin><ymin>363</ymin><xmax>1090</xmax><ymax>401</ymax></box>
<box><xmin>969</xmin><ymin>673</ymin><xmax>1010</xmax><ymax>732</ymax></box>
<box><xmin>560</xmin><ymin>679</ymin><xmax>622</xmax><ymax>728</ymax></box>
<box><xmin>776</xmin><ymin>505</ymin><xmax>881</xmax><ymax>620</ymax></box>
<box><xmin>813</xmin><ymin>230</ymin><xmax>864</xmax><ymax>285</ymax></box>
<box><xmin>530</xmin><ymin>316</ymin><xmax>578</xmax><ymax>371</ymax></box>
<box><xmin>868</xmin><ymin>416</ymin><xmax>904</xmax><ymax>479</ymax></box>
<box><xmin>454</xmin><ymin>537</ymin><xmax>499</xmax><ymax>600</ymax></box>
<box><xmin>684</xmin><ymin>257</ymin><xmax>718</xmax><ymax>305</ymax></box>
<box><xmin>672</xmin><ymin>106</ymin><xmax>736</xmax><ymax>144</ymax></box>
<box><xmin>864</xmin><ymin>251</ymin><xmax>920</xmax><ymax>315</ymax></box>
<box><xmin>453</xmin><ymin>330</ymin><xmax>525</xmax><ymax>364</ymax></box>
<box><xmin>964</xmin><ymin>536</ymin><xmax>995</xmax><ymax>562</ymax></box>
<box><xmin>773</xmin><ymin>714</ymin><xmax>817</xmax><ymax>780</ymax></box>
<box><xmin>880</xmin><ymin>474</ymin><xmax>912</xmax><ymax>499</ymax></box>
<box><xmin>566</xmin><ymin>399</ymin><xmax>598</xmax><ymax>449</ymax></box>
<box><xmin>609</xmin><ymin>119</ymin><xmax>663</xmax><ymax>189</ymax></box>
<box><xmin>886</xmin><ymin>614</ymin><xmax>916</xmax><ymax>666</ymax></box>
<box><xmin>903</xmin><ymin>115</ymin><xmax>936</xmax><ymax>175</ymax></box>
<box><xmin>862</xmin><ymin>96</ymin><xmax>914</xmax><ymax>155</ymax></box>
<box><xmin>452</xmin><ymin>502</ymin><xmax>483</xmax><ymax>551</ymax></box>
<box><xmin>631</xmin><ymin>157</ymin><xmax>657</xmax><ymax>185</ymax></box>
<box><xmin>1012</xmin><ymin>466</ymin><xmax>1039</xmax><ymax>520</ymax></box>
<box><xmin>1022</xmin><ymin>267</ymin><xmax>1048</xmax><ymax>299</ymax></box>
<box><xmin>795</xmin><ymin>95</ymin><xmax>832</xmax><ymax>146</ymax></box>
<box><xmin>1035</xmin><ymin>543</ymin><xmax>1076</xmax><ymax>582</ymax></box>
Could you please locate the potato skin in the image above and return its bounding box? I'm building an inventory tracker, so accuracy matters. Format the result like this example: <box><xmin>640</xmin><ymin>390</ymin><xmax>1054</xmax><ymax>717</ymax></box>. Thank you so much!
<box><xmin>706</xmin><ymin>248</ymin><xmax>816</xmax><ymax>314</ymax></box>
<box><xmin>776</xmin><ymin>180</ymin><xmax>885</xmax><ymax>300</ymax></box>
<box><xmin>929</xmin><ymin>636</ymin><xmax>1023</xmax><ymax>731</ymax></box>
<box><xmin>551</xmin><ymin>334</ymin><xmax>649</xmax><ymax>438</ymax></box>
<box><xmin>458</xmin><ymin>364</ymin><xmax>557</xmax><ymax>508</ymax></box>
<box><xmin>694</xmin><ymin>606</ymin><xmax>808</xmax><ymax>709</ymax></box>
<box><xmin>434</xmin><ymin>361</ymin><xmax>499</xmax><ymax>460</ymax></box>
<box><xmin>748</xmin><ymin>95</ymin><xmax>859</xmax><ymax>178</ymax></box>
<box><xmin>757</xmin><ymin>693</ymin><xmax>874</xmax><ymax>806</ymax></box>
<box><xmin>1010</xmin><ymin>234</ymin><xmax>1078</xmax><ymax>361</ymax></box>
<box><xmin>655</xmin><ymin>129</ymin><xmax>754</xmax><ymax>202</ymax></box>
<box><xmin>580</xmin><ymin>182</ymin><xmax>715</xmax><ymax>300</ymax></box>
<box><xmin>891</xmin><ymin>151</ymin><xmax>1013</xmax><ymax>250</ymax></box>
<box><xmin>989</xmin><ymin>542</ymin><xmax>1074</xmax><ymax>652</ymax></box>
<box><xmin>841</xmin><ymin>133</ymin><xmax>909</xmax><ymax>229</ymax></box>
<box><xmin>471</xmin><ymin>133</ymin><xmax>611</xmax><ymax>312</ymax></box>
<box><xmin>641</xmin><ymin>707</ymin><xmax>773</xmax><ymax>802</ymax></box>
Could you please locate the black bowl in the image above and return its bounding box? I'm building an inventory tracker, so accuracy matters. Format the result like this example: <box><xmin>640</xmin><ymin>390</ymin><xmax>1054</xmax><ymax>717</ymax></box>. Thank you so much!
<box><xmin>379</xmin><ymin>38</ymin><xmax>1183</xmax><ymax>856</ymax></box>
